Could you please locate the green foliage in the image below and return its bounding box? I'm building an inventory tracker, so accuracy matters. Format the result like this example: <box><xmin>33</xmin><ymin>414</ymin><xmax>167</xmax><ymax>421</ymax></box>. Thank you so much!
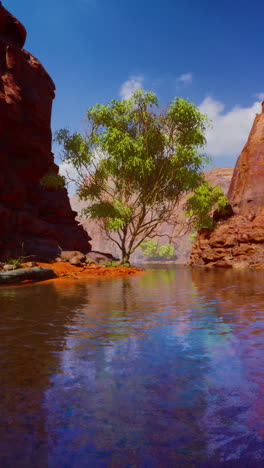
<box><xmin>140</xmin><ymin>240</ymin><xmax>159</xmax><ymax>257</ymax></box>
<box><xmin>55</xmin><ymin>90</ymin><xmax>212</xmax><ymax>262</ymax></box>
<box><xmin>40</xmin><ymin>173</ymin><xmax>65</xmax><ymax>190</ymax></box>
<box><xmin>159</xmin><ymin>243</ymin><xmax>175</xmax><ymax>258</ymax></box>
<box><xmin>140</xmin><ymin>240</ymin><xmax>175</xmax><ymax>259</ymax></box>
<box><xmin>83</xmin><ymin>200</ymin><xmax>133</xmax><ymax>232</ymax></box>
<box><xmin>189</xmin><ymin>232</ymin><xmax>198</xmax><ymax>244</ymax></box>
<box><xmin>108</xmin><ymin>261</ymin><xmax>122</xmax><ymax>267</ymax></box>
<box><xmin>6</xmin><ymin>257</ymin><xmax>26</xmax><ymax>268</ymax></box>
<box><xmin>104</xmin><ymin>260</ymin><xmax>130</xmax><ymax>267</ymax></box>
<box><xmin>185</xmin><ymin>182</ymin><xmax>229</xmax><ymax>231</ymax></box>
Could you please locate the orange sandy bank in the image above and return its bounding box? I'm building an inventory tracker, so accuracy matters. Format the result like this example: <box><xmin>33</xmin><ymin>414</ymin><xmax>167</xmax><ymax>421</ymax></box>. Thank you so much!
<box><xmin>0</xmin><ymin>262</ymin><xmax>143</xmax><ymax>288</ymax></box>
<box><xmin>35</xmin><ymin>262</ymin><xmax>143</xmax><ymax>279</ymax></box>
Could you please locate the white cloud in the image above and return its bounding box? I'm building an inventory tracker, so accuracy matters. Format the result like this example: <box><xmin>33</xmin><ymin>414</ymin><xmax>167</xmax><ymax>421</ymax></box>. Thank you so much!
<box><xmin>119</xmin><ymin>75</ymin><xmax>144</xmax><ymax>99</ymax></box>
<box><xmin>255</xmin><ymin>92</ymin><xmax>264</xmax><ymax>100</ymax></box>
<box><xmin>178</xmin><ymin>73</ymin><xmax>193</xmax><ymax>84</ymax></box>
<box><xmin>59</xmin><ymin>149</ymin><xmax>105</xmax><ymax>196</ymax></box>
<box><xmin>199</xmin><ymin>96</ymin><xmax>261</xmax><ymax>158</ymax></box>
<box><xmin>59</xmin><ymin>161</ymin><xmax>78</xmax><ymax>196</ymax></box>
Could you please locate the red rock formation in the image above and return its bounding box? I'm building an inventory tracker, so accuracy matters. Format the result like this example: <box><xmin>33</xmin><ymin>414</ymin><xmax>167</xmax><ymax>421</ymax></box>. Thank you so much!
<box><xmin>190</xmin><ymin>103</ymin><xmax>264</xmax><ymax>268</ymax></box>
<box><xmin>71</xmin><ymin>168</ymin><xmax>233</xmax><ymax>263</ymax></box>
<box><xmin>0</xmin><ymin>3</ymin><xmax>91</xmax><ymax>260</ymax></box>
<box><xmin>228</xmin><ymin>102</ymin><xmax>264</xmax><ymax>215</ymax></box>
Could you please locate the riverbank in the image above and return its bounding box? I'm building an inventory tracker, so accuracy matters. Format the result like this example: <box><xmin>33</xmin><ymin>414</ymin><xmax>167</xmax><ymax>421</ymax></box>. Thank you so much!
<box><xmin>0</xmin><ymin>261</ymin><xmax>143</xmax><ymax>286</ymax></box>
<box><xmin>38</xmin><ymin>262</ymin><xmax>143</xmax><ymax>279</ymax></box>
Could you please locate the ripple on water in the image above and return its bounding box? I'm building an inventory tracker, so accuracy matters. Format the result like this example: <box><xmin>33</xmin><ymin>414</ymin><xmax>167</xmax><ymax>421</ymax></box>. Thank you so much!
<box><xmin>1</xmin><ymin>266</ymin><xmax>264</xmax><ymax>466</ymax></box>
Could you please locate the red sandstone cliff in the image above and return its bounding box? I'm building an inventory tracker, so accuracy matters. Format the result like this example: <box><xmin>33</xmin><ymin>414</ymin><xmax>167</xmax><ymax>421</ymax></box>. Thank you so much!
<box><xmin>71</xmin><ymin>168</ymin><xmax>233</xmax><ymax>263</ymax></box>
<box><xmin>0</xmin><ymin>3</ymin><xmax>91</xmax><ymax>260</ymax></box>
<box><xmin>190</xmin><ymin>102</ymin><xmax>264</xmax><ymax>268</ymax></box>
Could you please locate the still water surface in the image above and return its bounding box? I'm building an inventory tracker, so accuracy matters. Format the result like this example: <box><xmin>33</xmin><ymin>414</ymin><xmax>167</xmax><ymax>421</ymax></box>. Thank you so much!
<box><xmin>1</xmin><ymin>266</ymin><xmax>264</xmax><ymax>467</ymax></box>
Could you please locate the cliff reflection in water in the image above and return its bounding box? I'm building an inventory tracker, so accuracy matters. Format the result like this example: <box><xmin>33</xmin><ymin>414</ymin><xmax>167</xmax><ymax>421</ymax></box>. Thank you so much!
<box><xmin>191</xmin><ymin>268</ymin><xmax>264</xmax><ymax>445</ymax></box>
<box><xmin>1</xmin><ymin>266</ymin><xmax>264</xmax><ymax>466</ymax></box>
<box><xmin>0</xmin><ymin>282</ymin><xmax>89</xmax><ymax>466</ymax></box>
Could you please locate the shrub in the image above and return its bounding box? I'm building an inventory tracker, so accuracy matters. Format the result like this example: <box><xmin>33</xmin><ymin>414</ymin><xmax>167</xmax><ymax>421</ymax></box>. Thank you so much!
<box><xmin>140</xmin><ymin>240</ymin><xmax>176</xmax><ymax>259</ymax></box>
<box><xmin>40</xmin><ymin>173</ymin><xmax>66</xmax><ymax>190</ymax></box>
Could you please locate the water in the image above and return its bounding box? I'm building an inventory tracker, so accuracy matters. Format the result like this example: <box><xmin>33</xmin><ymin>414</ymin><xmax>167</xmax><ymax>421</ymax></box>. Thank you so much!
<box><xmin>1</xmin><ymin>266</ymin><xmax>264</xmax><ymax>467</ymax></box>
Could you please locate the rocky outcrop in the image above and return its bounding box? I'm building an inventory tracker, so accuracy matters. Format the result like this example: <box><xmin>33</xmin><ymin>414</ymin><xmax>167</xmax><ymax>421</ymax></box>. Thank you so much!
<box><xmin>0</xmin><ymin>3</ymin><xmax>91</xmax><ymax>260</ymax></box>
<box><xmin>190</xmin><ymin>102</ymin><xmax>264</xmax><ymax>268</ymax></box>
<box><xmin>71</xmin><ymin>168</ymin><xmax>233</xmax><ymax>264</ymax></box>
<box><xmin>0</xmin><ymin>266</ymin><xmax>56</xmax><ymax>284</ymax></box>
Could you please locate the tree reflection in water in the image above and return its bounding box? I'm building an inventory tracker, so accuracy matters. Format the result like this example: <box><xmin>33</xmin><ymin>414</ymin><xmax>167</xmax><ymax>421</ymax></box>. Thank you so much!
<box><xmin>1</xmin><ymin>266</ymin><xmax>264</xmax><ymax>465</ymax></box>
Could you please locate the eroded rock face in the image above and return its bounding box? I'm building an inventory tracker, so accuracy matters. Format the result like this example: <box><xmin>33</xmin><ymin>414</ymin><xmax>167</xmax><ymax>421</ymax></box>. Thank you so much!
<box><xmin>190</xmin><ymin>103</ymin><xmax>264</xmax><ymax>268</ymax></box>
<box><xmin>0</xmin><ymin>3</ymin><xmax>91</xmax><ymax>260</ymax></box>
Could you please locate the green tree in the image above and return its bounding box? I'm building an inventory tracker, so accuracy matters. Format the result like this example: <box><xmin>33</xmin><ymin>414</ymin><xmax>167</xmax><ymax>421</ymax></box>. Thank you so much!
<box><xmin>55</xmin><ymin>90</ymin><xmax>220</xmax><ymax>264</ymax></box>
<box><xmin>140</xmin><ymin>240</ymin><xmax>175</xmax><ymax>259</ymax></box>
<box><xmin>140</xmin><ymin>240</ymin><xmax>159</xmax><ymax>257</ymax></box>
<box><xmin>159</xmin><ymin>243</ymin><xmax>175</xmax><ymax>258</ymax></box>
<box><xmin>185</xmin><ymin>181</ymin><xmax>229</xmax><ymax>231</ymax></box>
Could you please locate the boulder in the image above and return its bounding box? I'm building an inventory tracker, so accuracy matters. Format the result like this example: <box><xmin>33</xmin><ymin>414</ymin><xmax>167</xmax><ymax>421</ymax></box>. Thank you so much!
<box><xmin>0</xmin><ymin>266</ymin><xmax>56</xmax><ymax>284</ymax></box>
<box><xmin>86</xmin><ymin>251</ymin><xmax>119</xmax><ymax>264</ymax></box>
<box><xmin>0</xmin><ymin>4</ymin><xmax>91</xmax><ymax>261</ymax></box>
<box><xmin>60</xmin><ymin>251</ymin><xmax>86</xmax><ymax>265</ymax></box>
<box><xmin>3</xmin><ymin>264</ymin><xmax>18</xmax><ymax>271</ymax></box>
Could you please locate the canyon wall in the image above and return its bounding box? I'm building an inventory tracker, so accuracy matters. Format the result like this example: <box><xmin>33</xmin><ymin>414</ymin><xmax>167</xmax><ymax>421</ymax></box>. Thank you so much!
<box><xmin>190</xmin><ymin>103</ymin><xmax>264</xmax><ymax>268</ymax></box>
<box><xmin>71</xmin><ymin>168</ymin><xmax>233</xmax><ymax>263</ymax></box>
<box><xmin>0</xmin><ymin>3</ymin><xmax>91</xmax><ymax>260</ymax></box>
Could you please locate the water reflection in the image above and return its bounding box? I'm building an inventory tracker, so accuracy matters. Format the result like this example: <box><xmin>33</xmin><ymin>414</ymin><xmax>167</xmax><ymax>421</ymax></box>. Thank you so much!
<box><xmin>1</xmin><ymin>267</ymin><xmax>264</xmax><ymax>466</ymax></box>
<box><xmin>191</xmin><ymin>268</ymin><xmax>264</xmax><ymax>459</ymax></box>
<box><xmin>0</xmin><ymin>282</ymin><xmax>90</xmax><ymax>466</ymax></box>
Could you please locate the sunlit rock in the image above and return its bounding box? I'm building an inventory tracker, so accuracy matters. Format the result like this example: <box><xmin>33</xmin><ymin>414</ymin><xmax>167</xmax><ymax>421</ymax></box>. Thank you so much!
<box><xmin>190</xmin><ymin>103</ymin><xmax>264</xmax><ymax>268</ymax></box>
<box><xmin>0</xmin><ymin>3</ymin><xmax>91</xmax><ymax>260</ymax></box>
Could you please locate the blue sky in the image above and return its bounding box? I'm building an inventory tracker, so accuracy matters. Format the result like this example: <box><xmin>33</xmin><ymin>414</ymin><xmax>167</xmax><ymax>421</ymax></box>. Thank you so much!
<box><xmin>8</xmin><ymin>0</ymin><xmax>264</xmax><ymax>169</ymax></box>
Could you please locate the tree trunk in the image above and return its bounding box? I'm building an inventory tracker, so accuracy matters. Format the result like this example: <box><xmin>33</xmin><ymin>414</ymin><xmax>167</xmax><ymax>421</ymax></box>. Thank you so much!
<box><xmin>121</xmin><ymin>251</ymin><xmax>130</xmax><ymax>265</ymax></box>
